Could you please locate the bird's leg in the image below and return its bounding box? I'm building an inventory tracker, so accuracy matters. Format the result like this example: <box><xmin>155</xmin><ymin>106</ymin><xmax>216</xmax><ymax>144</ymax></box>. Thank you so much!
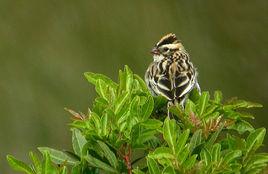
<box><xmin>195</xmin><ymin>81</ymin><xmax>201</xmax><ymax>95</ymax></box>
<box><xmin>167</xmin><ymin>101</ymin><xmax>173</xmax><ymax>118</ymax></box>
<box><xmin>180</xmin><ymin>97</ymin><xmax>186</xmax><ymax>108</ymax></box>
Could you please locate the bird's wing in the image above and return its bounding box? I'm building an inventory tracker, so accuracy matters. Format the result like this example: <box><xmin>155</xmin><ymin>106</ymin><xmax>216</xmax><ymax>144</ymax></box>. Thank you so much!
<box><xmin>156</xmin><ymin>75</ymin><xmax>174</xmax><ymax>100</ymax></box>
<box><xmin>145</xmin><ymin>62</ymin><xmax>161</xmax><ymax>96</ymax></box>
<box><xmin>174</xmin><ymin>72</ymin><xmax>195</xmax><ymax>98</ymax></box>
<box><xmin>156</xmin><ymin>67</ymin><xmax>195</xmax><ymax>101</ymax></box>
<box><xmin>148</xmin><ymin>59</ymin><xmax>196</xmax><ymax>101</ymax></box>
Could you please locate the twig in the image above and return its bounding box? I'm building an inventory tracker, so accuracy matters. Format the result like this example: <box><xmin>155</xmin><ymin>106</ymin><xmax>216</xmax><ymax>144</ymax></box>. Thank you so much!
<box><xmin>123</xmin><ymin>145</ymin><xmax>132</xmax><ymax>174</ymax></box>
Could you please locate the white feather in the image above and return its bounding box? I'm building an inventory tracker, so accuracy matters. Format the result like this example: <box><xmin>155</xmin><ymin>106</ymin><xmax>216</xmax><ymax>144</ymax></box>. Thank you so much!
<box><xmin>153</xmin><ymin>54</ymin><xmax>165</xmax><ymax>62</ymax></box>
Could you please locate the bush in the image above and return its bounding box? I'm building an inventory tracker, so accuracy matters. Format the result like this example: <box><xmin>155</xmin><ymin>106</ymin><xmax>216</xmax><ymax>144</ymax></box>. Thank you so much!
<box><xmin>7</xmin><ymin>66</ymin><xmax>268</xmax><ymax>174</ymax></box>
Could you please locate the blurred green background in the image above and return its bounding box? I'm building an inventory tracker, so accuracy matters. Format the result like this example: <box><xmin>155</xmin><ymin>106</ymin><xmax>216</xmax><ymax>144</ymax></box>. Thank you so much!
<box><xmin>0</xmin><ymin>0</ymin><xmax>267</xmax><ymax>173</ymax></box>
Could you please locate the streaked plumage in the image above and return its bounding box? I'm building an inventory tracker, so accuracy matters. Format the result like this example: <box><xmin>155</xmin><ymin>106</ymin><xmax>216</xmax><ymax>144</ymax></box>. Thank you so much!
<box><xmin>145</xmin><ymin>33</ymin><xmax>200</xmax><ymax>107</ymax></box>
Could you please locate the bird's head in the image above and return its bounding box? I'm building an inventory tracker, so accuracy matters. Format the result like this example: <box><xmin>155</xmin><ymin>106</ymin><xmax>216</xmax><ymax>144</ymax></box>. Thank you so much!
<box><xmin>151</xmin><ymin>33</ymin><xmax>184</xmax><ymax>62</ymax></box>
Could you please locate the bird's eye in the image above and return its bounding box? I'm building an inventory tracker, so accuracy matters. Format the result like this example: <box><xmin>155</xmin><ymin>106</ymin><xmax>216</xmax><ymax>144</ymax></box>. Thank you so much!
<box><xmin>163</xmin><ymin>47</ymin><xmax>169</xmax><ymax>52</ymax></box>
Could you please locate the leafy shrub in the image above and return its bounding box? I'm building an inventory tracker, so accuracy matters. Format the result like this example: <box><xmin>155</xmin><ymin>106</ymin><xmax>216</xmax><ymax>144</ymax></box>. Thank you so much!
<box><xmin>7</xmin><ymin>66</ymin><xmax>268</xmax><ymax>174</ymax></box>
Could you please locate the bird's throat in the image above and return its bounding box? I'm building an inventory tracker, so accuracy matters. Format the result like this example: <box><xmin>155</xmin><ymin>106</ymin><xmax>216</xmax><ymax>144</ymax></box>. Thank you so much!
<box><xmin>153</xmin><ymin>54</ymin><xmax>165</xmax><ymax>62</ymax></box>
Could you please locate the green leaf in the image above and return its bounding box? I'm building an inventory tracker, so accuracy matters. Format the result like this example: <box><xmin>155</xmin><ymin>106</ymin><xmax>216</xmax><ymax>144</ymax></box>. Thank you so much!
<box><xmin>168</xmin><ymin>105</ymin><xmax>186</xmax><ymax>122</ymax></box>
<box><xmin>182</xmin><ymin>154</ymin><xmax>197</xmax><ymax>170</ymax></box>
<box><xmin>141</xmin><ymin>95</ymin><xmax>154</xmax><ymax>120</ymax></box>
<box><xmin>29</xmin><ymin>151</ymin><xmax>42</xmax><ymax>174</ymax></box>
<box><xmin>223</xmin><ymin>150</ymin><xmax>242</xmax><ymax>164</ymax></box>
<box><xmin>176</xmin><ymin>129</ymin><xmax>190</xmax><ymax>155</ymax></box>
<box><xmin>119</xmin><ymin>122</ymin><xmax>127</xmax><ymax>132</ymax></box>
<box><xmin>147</xmin><ymin>158</ymin><xmax>161</xmax><ymax>174</ymax></box>
<box><xmin>101</xmin><ymin>113</ymin><xmax>108</xmax><ymax>136</ymax></box>
<box><xmin>162</xmin><ymin>166</ymin><xmax>176</xmax><ymax>174</ymax></box>
<box><xmin>227</xmin><ymin>120</ymin><xmax>254</xmax><ymax>134</ymax></box>
<box><xmin>244</xmin><ymin>153</ymin><xmax>268</xmax><ymax>172</ymax></box>
<box><xmin>189</xmin><ymin>129</ymin><xmax>202</xmax><ymax>153</ymax></box>
<box><xmin>118</xmin><ymin>69</ymin><xmax>126</xmax><ymax>92</ymax></box>
<box><xmin>188</xmin><ymin>88</ymin><xmax>200</xmax><ymax>103</ymax></box>
<box><xmin>223</xmin><ymin>110</ymin><xmax>241</xmax><ymax>120</ymax></box>
<box><xmin>141</xmin><ymin>119</ymin><xmax>163</xmax><ymax>129</ymax></box>
<box><xmin>60</xmin><ymin>166</ymin><xmax>68</xmax><ymax>174</ymax></box>
<box><xmin>130</xmin><ymin>96</ymin><xmax>140</xmax><ymax>117</ymax></box>
<box><xmin>185</xmin><ymin>99</ymin><xmax>196</xmax><ymax>116</ymax></box>
<box><xmin>163</xmin><ymin>118</ymin><xmax>178</xmax><ymax>153</ymax></box>
<box><xmin>197</xmin><ymin>91</ymin><xmax>210</xmax><ymax>116</ymax></box>
<box><xmin>224</xmin><ymin>134</ymin><xmax>246</xmax><ymax>151</ymax></box>
<box><xmin>224</xmin><ymin>99</ymin><xmax>263</xmax><ymax>110</ymax></box>
<box><xmin>237</xmin><ymin>112</ymin><xmax>255</xmax><ymax>119</ymax></box>
<box><xmin>96</xmin><ymin>141</ymin><xmax>118</xmax><ymax>169</ymax></box>
<box><xmin>205</xmin><ymin>123</ymin><xmax>224</xmax><ymax>149</ymax></box>
<box><xmin>114</xmin><ymin>92</ymin><xmax>130</xmax><ymax>115</ymax></box>
<box><xmin>84</xmin><ymin>72</ymin><xmax>118</xmax><ymax>90</ymax></box>
<box><xmin>118</xmin><ymin>66</ymin><xmax>134</xmax><ymax>93</ymax></box>
<box><xmin>71</xmin><ymin>163</ymin><xmax>81</xmax><ymax>174</ymax></box>
<box><xmin>135</xmin><ymin>130</ymin><xmax>158</xmax><ymax>145</ymax></box>
<box><xmin>245</xmin><ymin>128</ymin><xmax>266</xmax><ymax>157</ymax></box>
<box><xmin>95</xmin><ymin>79</ymin><xmax>109</xmax><ymax>100</ymax></box>
<box><xmin>149</xmin><ymin>147</ymin><xmax>174</xmax><ymax>159</ymax></box>
<box><xmin>72</xmin><ymin>128</ymin><xmax>87</xmax><ymax>156</ymax></box>
<box><xmin>38</xmin><ymin>147</ymin><xmax>78</xmax><ymax>165</ymax></box>
<box><xmin>92</xmin><ymin>97</ymin><xmax>108</xmax><ymax>116</ymax></box>
<box><xmin>211</xmin><ymin>143</ymin><xmax>221</xmax><ymax>162</ymax></box>
<box><xmin>42</xmin><ymin>152</ymin><xmax>57</xmax><ymax>174</ymax></box>
<box><xmin>203</xmin><ymin>111</ymin><xmax>220</xmax><ymax>122</ymax></box>
<box><xmin>254</xmin><ymin>153</ymin><xmax>268</xmax><ymax>164</ymax></box>
<box><xmin>91</xmin><ymin>112</ymin><xmax>101</xmax><ymax>136</ymax></box>
<box><xmin>214</xmin><ymin>90</ymin><xmax>222</xmax><ymax>104</ymax></box>
<box><xmin>177</xmin><ymin>146</ymin><xmax>190</xmax><ymax>164</ymax></box>
<box><xmin>124</xmin><ymin>65</ymin><xmax>134</xmax><ymax>92</ymax></box>
<box><xmin>132</xmin><ymin>168</ymin><xmax>146</xmax><ymax>174</ymax></box>
<box><xmin>134</xmin><ymin>74</ymin><xmax>149</xmax><ymax>93</ymax></box>
<box><xmin>85</xmin><ymin>155</ymin><xmax>118</xmax><ymax>173</ymax></box>
<box><xmin>230</xmin><ymin>163</ymin><xmax>242</xmax><ymax>172</ymax></box>
<box><xmin>245</xmin><ymin>167</ymin><xmax>266</xmax><ymax>174</ymax></box>
<box><xmin>200</xmin><ymin>148</ymin><xmax>212</xmax><ymax>166</ymax></box>
<box><xmin>203</xmin><ymin>105</ymin><xmax>218</xmax><ymax>117</ymax></box>
<box><xmin>7</xmin><ymin>155</ymin><xmax>34</xmax><ymax>174</ymax></box>
<box><xmin>153</xmin><ymin>96</ymin><xmax>167</xmax><ymax>111</ymax></box>
<box><xmin>125</xmin><ymin>115</ymin><xmax>139</xmax><ymax>137</ymax></box>
<box><xmin>69</xmin><ymin>120</ymin><xmax>88</xmax><ymax>130</ymax></box>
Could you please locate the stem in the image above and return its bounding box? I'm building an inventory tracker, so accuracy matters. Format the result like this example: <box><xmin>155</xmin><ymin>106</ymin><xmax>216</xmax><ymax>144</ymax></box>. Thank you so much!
<box><xmin>131</xmin><ymin>155</ymin><xmax>146</xmax><ymax>165</ymax></box>
<box><xmin>124</xmin><ymin>145</ymin><xmax>132</xmax><ymax>174</ymax></box>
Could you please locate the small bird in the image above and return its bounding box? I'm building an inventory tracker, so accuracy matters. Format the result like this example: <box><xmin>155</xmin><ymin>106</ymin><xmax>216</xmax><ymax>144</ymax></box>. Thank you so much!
<box><xmin>145</xmin><ymin>33</ymin><xmax>200</xmax><ymax>110</ymax></box>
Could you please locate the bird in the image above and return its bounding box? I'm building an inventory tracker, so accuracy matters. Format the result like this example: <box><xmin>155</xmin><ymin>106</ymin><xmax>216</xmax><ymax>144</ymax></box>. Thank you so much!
<box><xmin>145</xmin><ymin>33</ymin><xmax>200</xmax><ymax>112</ymax></box>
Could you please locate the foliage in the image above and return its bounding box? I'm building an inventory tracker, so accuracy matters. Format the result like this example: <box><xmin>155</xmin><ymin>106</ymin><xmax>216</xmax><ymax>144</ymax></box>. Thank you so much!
<box><xmin>7</xmin><ymin>66</ymin><xmax>268</xmax><ymax>174</ymax></box>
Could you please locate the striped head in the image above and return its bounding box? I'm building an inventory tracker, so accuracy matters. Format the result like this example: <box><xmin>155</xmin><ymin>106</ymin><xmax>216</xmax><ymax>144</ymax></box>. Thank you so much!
<box><xmin>151</xmin><ymin>33</ymin><xmax>184</xmax><ymax>62</ymax></box>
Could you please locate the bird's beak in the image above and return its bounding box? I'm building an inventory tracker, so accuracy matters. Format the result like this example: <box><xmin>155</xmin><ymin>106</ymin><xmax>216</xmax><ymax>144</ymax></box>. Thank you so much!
<box><xmin>150</xmin><ymin>47</ymin><xmax>159</xmax><ymax>55</ymax></box>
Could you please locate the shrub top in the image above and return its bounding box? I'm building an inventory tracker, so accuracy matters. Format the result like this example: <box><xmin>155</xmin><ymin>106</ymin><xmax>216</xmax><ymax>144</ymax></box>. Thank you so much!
<box><xmin>7</xmin><ymin>66</ymin><xmax>268</xmax><ymax>174</ymax></box>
